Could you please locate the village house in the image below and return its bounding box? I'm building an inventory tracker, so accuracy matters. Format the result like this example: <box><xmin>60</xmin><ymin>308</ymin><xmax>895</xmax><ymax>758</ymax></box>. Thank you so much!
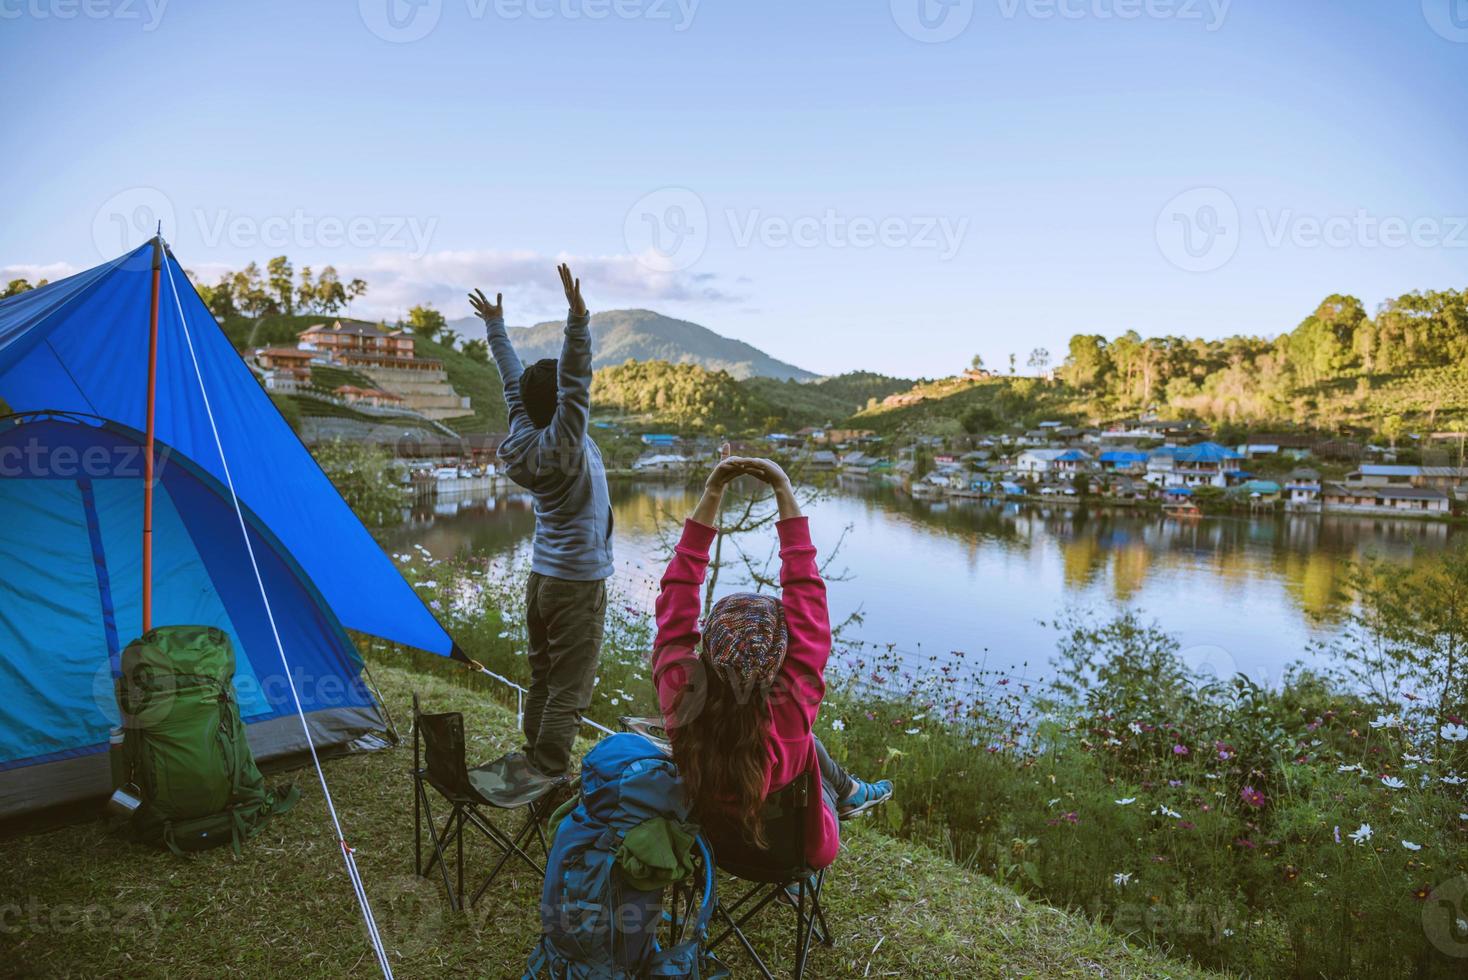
<box><xmin>632</xmin><ymin>453</ymin><xmax>691</xmax><ymax>474</ymax></box>
<box><xmin>1345</xmin><ymin>464</ymin><xmax>1420</xmax><ymax>488</ymax></box>
<box><xmin>1148</xmin><ymin>442</ymin><xmax>1245</xmax><ymax>489</ymax></box>
<box><xmin>640</xmin><ymin>433</ymin><xmax>680</xmax><ymax>448</ymax></box>
<box><xmin>1284</xmin><ymin>468</ymin><xmax>1322</xmax><ymax>511</ymax></box>
<box><xmin>295</xmin><ymin>320</ymin><xmax>470</xmax><ymax>421</ymax></box>
<box><xmin>1321</xmin><ymin>482</ymin><xmax>1451</xmax><ymax>517</ymax></box>
<box><xmin>332</xmin><ymin>384</ymin><xmax>404</xmax><ymax>409</ymax></box>
<box><xmin>253</xmin><ymin>347</ymin><xmax>314</xmax><ymax>386</ymax></box>
<box><xmin>1014</xmin><ymin>448</ymin><xmax>1093</xmax><ymax>479</ymax></box>
<box><xmin>1098</xmin><ymin>450</ymin><xmax>1149</xmax><ymax>474</ymax></box>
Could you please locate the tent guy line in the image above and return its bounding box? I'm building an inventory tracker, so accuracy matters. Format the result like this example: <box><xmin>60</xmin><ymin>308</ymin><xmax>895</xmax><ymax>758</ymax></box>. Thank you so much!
<box><xmin>162</xmin><ymin>253</ymin><xmax>395</xmax><ymax>980</ymax></box>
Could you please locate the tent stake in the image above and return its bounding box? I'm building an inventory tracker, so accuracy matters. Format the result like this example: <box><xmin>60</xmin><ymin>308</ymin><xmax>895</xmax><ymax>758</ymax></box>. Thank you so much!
<box><xmin>142</xmin><ymin>235</ymin><xmax>162</xmax><ymax>634</ymax></box>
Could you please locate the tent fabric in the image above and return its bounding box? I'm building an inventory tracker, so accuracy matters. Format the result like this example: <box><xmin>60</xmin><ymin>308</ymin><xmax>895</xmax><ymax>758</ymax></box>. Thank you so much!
<box><xmin>0</xmin><ymin>416</ymin><xmax>388</xmax><ymax>818</ymax></box>
<box><xmin>0</xmin><ymin>242</ymin><xmax>454</xmax><ymax>818</ymax></box>
<box><xmin>0</xmin><ymin>241</ymin><xmax>451</xmax><ymax>658</ymax></box>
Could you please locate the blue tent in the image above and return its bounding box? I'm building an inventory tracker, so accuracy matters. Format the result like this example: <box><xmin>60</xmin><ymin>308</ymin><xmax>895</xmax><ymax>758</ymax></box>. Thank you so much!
<box><xmin>0</xmin><ymin>242</ymin><xmax>454</xmax><ymax>820</ymax></box>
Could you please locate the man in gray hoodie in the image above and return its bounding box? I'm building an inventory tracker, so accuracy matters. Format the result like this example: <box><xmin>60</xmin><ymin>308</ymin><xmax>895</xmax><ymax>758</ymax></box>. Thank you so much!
<box><xmin>469</xmin><ymin>264</ymin><xmax>611</xmax><ymax>777</ymax></box>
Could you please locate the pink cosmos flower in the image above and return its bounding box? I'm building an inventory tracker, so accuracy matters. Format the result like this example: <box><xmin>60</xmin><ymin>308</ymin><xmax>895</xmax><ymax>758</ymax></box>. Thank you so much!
<box><xmin>1240</xmin><ymin>786</ymin><xmax>1268</xmax><ymax>809</ymax></box>
<box><xmin>1173</xmin><ymin>744</ymin><xmax>1189</xmax><ymax>756</ymax></box>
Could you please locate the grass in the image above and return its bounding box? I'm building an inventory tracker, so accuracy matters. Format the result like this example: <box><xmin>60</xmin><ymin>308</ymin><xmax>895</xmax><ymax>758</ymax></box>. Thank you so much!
<box><xmin>0</xmin><ymin>657</ymin><xmax>1226</xmax><ymax>980</ymax></box>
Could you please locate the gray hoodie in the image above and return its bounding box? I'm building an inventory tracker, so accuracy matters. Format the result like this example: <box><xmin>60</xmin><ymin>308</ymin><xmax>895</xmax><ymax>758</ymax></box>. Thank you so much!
<box><xmin>485</xmin><ymin>311</ymin><xmax>613</xmax><ymax>581</ymax></box>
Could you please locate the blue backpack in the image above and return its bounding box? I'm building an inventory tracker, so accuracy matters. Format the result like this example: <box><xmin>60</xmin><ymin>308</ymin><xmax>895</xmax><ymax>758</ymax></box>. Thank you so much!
<box><xmin>524</xmin><ymin>733</ymin><xmax>728</xmax><ymax>980</ymax></box>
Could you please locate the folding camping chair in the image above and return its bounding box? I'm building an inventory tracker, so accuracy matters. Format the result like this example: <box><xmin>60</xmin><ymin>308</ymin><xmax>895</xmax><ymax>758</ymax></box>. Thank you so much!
<box><xmin>411</xmin><ymin>693</ymin><xmax>567</xmax><ymax>911</ymax></box>
<box><xmin>618</xmin><ymin>715</ymin><xmax>832</xmax><ymax>979</ymax></box>
<box><xmin>706</xmin><ymin>770</ymin><xmax>833</xmax><ymax>980</ymax></box>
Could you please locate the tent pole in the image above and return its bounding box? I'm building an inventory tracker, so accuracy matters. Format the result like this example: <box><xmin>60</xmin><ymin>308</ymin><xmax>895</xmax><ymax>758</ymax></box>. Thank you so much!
<box><xmin>142</xmin><ymin>235</ymin><xmax>163</xmax><ymax>635</ymax></box>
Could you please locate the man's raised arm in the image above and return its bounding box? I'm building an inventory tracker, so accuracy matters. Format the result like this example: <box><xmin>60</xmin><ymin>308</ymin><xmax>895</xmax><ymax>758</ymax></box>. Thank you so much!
<box><xmin>469</xmin><ymin>288</ymin><xmax>529</xmax><ymax>430</ymax></box>
<box><xmin>548</xmin><ymin>263</ymin><xmax>592</xmax><ymax>447</ymax></box>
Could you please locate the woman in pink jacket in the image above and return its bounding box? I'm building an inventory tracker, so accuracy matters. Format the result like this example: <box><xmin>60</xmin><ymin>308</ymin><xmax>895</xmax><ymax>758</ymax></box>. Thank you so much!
<box><xmin>651</xmin><ymin>453</ymin><xmax>892</xmax><ymax>868</ymax></box>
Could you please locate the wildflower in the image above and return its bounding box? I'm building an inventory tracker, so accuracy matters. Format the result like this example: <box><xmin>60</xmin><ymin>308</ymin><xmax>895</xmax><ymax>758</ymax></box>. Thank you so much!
<box><xmin>1215</xmin><ymin>741</ymin><xmax>1234</xmax><ymax>761</ymax></box>
<box><xmin>1240</xmin><ymin>786</ymin><xmax>1268</xmax><ymax>809</ymax></box>
<box><xmin>1337</xmin><ymin>763</ymin><xmax>1364</xmax><ymax>774</ymax></box>
<box><xmin>1381</xmin><ymin>775</ymin><xmax>1407</xmax><ymax>790</ymax></box>
<box><xmin>905</xmin><ymin>728</ymin><xmax>921</xmax><ymax>736</ymax></box>
<box><xmin>1172</xmin><ymin>744</ymin><xmax>1189</xmax><ymax>756</ymax></box>
<box><xmin>1046</xmin><ymin>798</ymin><xmax>1061</xmax><ymax>808</ymax></box>
<box><xmin>1128</xmin><ymin>722</ymin><xmax>1143</xmax><ymax>735</ymax></box>
<box><xmin>1333</xmin><ymin>826</ymin><xmax>1341</xmax><ymax>844</ymax></box>
<box><xmin>1115</xmin><ymin>797</ymin><xmax>1137</xmax><ymax>806</ymax></box>
<box><xmin>1401</xmin><ymin>840</ymin><xmax>1422</xmax><ymax>851</ymax></box>
<box><xmin>1442</xmin><ymin>723</ymin><xmax>1468</xmax><ymax>743</ymax></box>
<box><xmin>830</xmin><ymin>718</ymin><xmax>846</xmax><ymax>732</ymax></box>
<box><xmin>1369</xmin><ymin>713</ymin><xmax>1400</xmax><ymax>730</ymax></box>
<box><xmin>1413</xmin><ymin>884</ymin><xmax>1433</xmax><ymax>901</ymax></box>
<box><xmin>1283</xmin><ymin>865</ymin><xmax>1300</xmax><ymax>882</ymax></box>
<box><xmin>1178</xmin><ymin>820</ymin><xmax>1196</xmax><ymax>830</ymax></box>
<box><xmin>1153</xmin><ymin>805</ymin><xmax>1182</xmax><ymax>819</ymax></box>
<box><xmin>1443</xmin><ymin>774</ymin><xmax>1465</xmax><ymax>786</ymax></box>
<box><xmin>1234</xmin><ymin>838</ymin><xmax>1256</xmax><ymax>849</ymax></box>
<box><xmin>1168</xmin><ymin>779</ymin><xmax>1183</xmax><ymax>787</ymax></box>
<box><xmin>1113</xmin><ymin>871</ymin><xmax>1133</xmax><ymax>887</ymax></box>
<box><xmin>1348</xmin><ymin>823</ymin><xmax>1372</xmax><ymax>845</ymax></box>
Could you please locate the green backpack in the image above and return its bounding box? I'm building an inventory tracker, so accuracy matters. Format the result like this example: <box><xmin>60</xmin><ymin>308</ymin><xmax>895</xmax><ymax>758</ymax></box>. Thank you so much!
<box><xmin>114</xmin><ymin>626</ymin><xmax>299</xmax><ymax>855</ymax></box>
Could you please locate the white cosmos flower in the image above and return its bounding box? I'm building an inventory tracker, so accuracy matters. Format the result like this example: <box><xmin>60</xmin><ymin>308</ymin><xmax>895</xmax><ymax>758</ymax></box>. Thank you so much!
<box><xmin>1441</xmin><ymin>723</ymin><xmax>1468</xmax><ymax>743</ymax></box>
<box><xmin>1402</xmin><ymin>840</ymin><xmax>1422</xmax><ymax>851</ymax></box>
<box><xmin>905</xmin><ymin>728</ymin><xmax>921</xmax><ymax>735</ymax></box>
<box><xmin>1348</xmin><ymin>823</ymin><xmax>1372</xmax><ymax>845</ymax></box>
<box><xmin>1128</xmin><ymin>722</ymin><xmax>1143</xmax><ymax>735</ymax></box>
<box><xmin>1443</xmin><ymin>774</ymin><xmax>1465</xmax><ymax>786</ymax></box>
<box><xmin>1381</xmin><ymin>776</ymin><xmax>1407</xmax><ymax>790</ymax></box>
<box><xmin>1113</xmin><ymin>872</ymin><xmax>1133</xmax><ymax>887</ymax></box>
<box><xmin>1369</xmin><ymin>713</ymin><xmax>1400</xmax><ymax>730</ymax></box>
<box><xmin>1153</xmin><ymin>805</ymin><xmax>1182</xmax><ymax>819</ymax></box>
<box><xmin>830</xmin><ymin>718</ymin><xmax>846</xmax><ymax>732</ymax></box>
<box><xmin>1338</xmin><ymin>764</ymin><xmax>1364</xmax><ymax>773</ymax></box>
<box><xmin>1115</xmin><ymin>797</ymin><xmax>1137</xmax><ymax>806</ymax></box>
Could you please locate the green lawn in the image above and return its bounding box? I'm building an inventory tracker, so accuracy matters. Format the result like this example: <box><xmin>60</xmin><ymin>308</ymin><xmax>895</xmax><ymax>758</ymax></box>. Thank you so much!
<box><xmin>0</xmin><ymin>659</ymin><xmax>1226</xmax><ymax>979</ymax></box>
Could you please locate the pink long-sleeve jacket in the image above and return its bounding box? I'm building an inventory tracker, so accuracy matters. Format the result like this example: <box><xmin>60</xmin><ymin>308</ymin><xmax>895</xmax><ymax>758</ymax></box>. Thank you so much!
<box><xmin>650</xmin><ymin>516</ymin><xmax>838</xmax><ymax>869</ymax></box>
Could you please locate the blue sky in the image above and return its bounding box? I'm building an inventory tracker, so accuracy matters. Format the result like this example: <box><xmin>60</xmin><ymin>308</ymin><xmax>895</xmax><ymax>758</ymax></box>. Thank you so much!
<box><xmin>2</xmin><ymin>0</ymin><xmax>1466</xmax><ymax>378</ymax></box>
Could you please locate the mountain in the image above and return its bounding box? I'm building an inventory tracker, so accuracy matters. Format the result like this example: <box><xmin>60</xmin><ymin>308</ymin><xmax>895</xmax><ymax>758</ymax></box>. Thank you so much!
<box><xmin>448</xmin><ymin>309</ymin><xmax>815</xmax><ymax>381</ymax></box>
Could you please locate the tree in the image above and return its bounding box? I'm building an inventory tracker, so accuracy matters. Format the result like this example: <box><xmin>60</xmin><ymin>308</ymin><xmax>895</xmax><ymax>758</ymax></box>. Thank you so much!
<box><xmin>3</xmin><ymin>278</ymin><xmax>34</xmax><ymax>298</ymax></box>
<box><xmin>406</xmin><ymin>305</ymin><xmax>446</xmax><ymax>341</ymax></box>
<box><xmin>266</xmin><ymin>256</ymin><xmax>295</xmax><ymax>315</ymax></box>
<box><xmin>311</xmin><ymin>439</ymin><xmax>404</xmax><ymax>528</ymax></box>
<box><xmin>1028</xmin><ymin>347</ymin><xmax>1051</xmax><ymax>375</ymax></box>
<box><xmin>296</xmin><ymin>266</ymin><xmax>316</xmax><ymax>312</ymax></box>
<box><xmin>1008</xmin><ymin>353</ymin><xmax>1016</xmax><ymax>375</ymax></box>
<box><xmin>314</xmin><ymin>266</ymin><xmax>347</xmax><ymax>315</ymax></box>
<box><xmin>460</xmin><ymin>338</ymin><xmax>489</xmax><ymax>364</ymax></box>
<box><xmin>970</xmin><ymin>354</ymin><xmax>984</xmax><ymax>372</ymax></box>
<box><xmin>230</xmin><ymin>262</ymin><xmax>275</xmax><ymax>319</ymax></box>
<box><xmin>439</xmin><ymin>329</ymin><xmax>461</xmax><ymax>349</ymax></box>
<box><xmin>346</xmin><ymin>277</ymin><xmax>369</xmax><ymax>312</ymax></box>
<box><xmin>1061</xmin><ymin>334</ymin><xmax>1110</xmax><ymax>389</ymax></box>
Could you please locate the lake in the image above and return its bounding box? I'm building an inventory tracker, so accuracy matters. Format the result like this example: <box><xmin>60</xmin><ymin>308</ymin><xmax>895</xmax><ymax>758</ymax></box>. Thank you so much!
<box><xmin>382</xmin><ymin>479</ymin><xmax>1461</xmax><ymax>689</ymax></box>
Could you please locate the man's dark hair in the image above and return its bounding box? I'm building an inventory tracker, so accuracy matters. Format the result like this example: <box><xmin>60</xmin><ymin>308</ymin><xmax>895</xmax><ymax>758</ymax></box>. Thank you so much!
<box><xmin>520</xmin><ymin>358</ymin><xmax>559</xmax><ymax>428</ymax></box>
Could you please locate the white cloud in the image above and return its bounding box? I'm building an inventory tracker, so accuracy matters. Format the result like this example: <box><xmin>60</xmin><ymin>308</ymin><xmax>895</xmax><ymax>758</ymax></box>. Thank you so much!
<box><xmin>342</xmin><ymin>248</ymin><xmax>743</xmax><ymax>322</ymax></box>
<box><xmin>1</xmin><ymin>262</ymin><xmax>80</xmax><ymax>286</ymax></box>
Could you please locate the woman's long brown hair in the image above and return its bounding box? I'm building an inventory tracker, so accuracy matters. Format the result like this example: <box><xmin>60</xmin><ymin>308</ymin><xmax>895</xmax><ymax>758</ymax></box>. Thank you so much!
<box><xmin>669</xmin><ymin>665</ymin><xmax>773</xmax><ymax>848</ymax></box>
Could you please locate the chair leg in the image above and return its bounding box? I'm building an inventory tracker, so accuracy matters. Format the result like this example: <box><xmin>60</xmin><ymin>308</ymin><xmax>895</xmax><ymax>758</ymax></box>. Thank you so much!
<box><xmin>712</xmin><ymin>899</ymin><xmax>777</xmax><ymax>980</ymax></box>
<box><xmin>416</xmin><ymin>787</ymin><xmax>460</xmax><ymax>912</ymax></box>
<box><xmin>465</xmin><ymin>805</ymin><xmax>551</xmax><ymax>907</ymax></box>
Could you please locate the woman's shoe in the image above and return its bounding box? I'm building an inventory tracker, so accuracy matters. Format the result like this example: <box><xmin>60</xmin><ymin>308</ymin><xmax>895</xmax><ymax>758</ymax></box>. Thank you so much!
<box><xmin>838</xmin><ymin>777</ymin><xmax>893</xmax><ymax>819</ymax></box>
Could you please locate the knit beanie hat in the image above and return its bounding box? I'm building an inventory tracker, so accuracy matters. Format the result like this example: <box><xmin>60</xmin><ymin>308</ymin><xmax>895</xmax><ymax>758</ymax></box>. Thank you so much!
<box><xmin>703</xmin><ymin>592</ymin><xmax>788</xmax><ymax>685</ymax></box>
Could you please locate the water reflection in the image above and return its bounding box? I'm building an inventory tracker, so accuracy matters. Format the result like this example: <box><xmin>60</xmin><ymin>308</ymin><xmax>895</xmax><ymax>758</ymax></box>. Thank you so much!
<box><xmin>382</xmin><ymin>481</ymin><xmax>1459</xmax><ymax>683</ymax></box>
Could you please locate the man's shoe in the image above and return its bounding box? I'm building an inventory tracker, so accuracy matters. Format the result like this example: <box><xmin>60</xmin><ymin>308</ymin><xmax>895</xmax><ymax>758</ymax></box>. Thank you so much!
<box><xmin>837</xmin><ymin>777</ymin><xmax>893</xmax><ymax>819</ymax></box>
